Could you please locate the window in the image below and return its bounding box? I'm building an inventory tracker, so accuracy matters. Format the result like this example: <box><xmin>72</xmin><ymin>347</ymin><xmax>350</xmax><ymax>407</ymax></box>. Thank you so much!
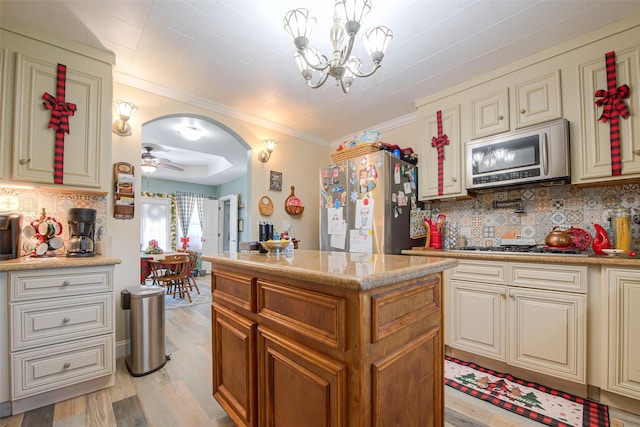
<box><xmin>140</xmin><ymin>197</ymin><xmax>171</xmax><ymax>251</ymax></box>
<box><xmin>186</xmin><ymin>208</ymin><xmax>203</xmax><ymax>251</ymax></box>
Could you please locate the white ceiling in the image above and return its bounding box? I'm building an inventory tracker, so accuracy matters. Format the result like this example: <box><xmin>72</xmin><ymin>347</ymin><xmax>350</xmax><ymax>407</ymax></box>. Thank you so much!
<box><xmin>2</xmin><ymin>0</ymin><xmax>639</xmax><ymax>185</ymax></box>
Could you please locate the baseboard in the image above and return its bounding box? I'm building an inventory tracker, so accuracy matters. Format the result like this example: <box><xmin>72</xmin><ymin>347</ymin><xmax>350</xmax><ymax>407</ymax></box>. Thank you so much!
<box><xmin>116</xmin><ymin>339</ymin><xmax>129</xmax><ymax>359</ymax></box>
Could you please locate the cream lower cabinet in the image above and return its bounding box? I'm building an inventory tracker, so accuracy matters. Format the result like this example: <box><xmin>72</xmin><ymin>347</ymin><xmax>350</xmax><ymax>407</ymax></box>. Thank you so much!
<box><xmin>448</xmin><ymin>260</ymin><xmax>586</xmax><ymax>383</ymax></box>
<box><xmin>603</xmin><ymin>267</ymin><xmax>640</xmax><ymax>400</ymax></box>
<box><xmin>7</xmin><ymin>266</ymin><xmax>115</xmax><ymax>414</ymax></box>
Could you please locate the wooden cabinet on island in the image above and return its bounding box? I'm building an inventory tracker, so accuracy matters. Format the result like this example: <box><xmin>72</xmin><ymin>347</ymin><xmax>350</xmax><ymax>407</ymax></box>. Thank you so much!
<box><xmin>203</xmin><ymin>250</ymin><xmax>458</xmax><ymax>427</ymax></box>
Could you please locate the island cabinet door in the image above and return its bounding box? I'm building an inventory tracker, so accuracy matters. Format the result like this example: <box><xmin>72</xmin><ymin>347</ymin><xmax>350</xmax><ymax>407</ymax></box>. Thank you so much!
<box><xmin>257</xmin><ymin>327</ymin><xmax>347</xmax><ymax>427</ymax></box>
<box><xmin>212</xmin><ymin>303</ymin><xmax>257</xmax><ymax>427</ymax></box>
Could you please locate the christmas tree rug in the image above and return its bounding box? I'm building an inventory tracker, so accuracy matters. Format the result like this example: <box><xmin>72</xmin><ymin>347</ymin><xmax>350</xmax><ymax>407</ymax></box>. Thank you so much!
<box><xmin>445</xmin><ymin>356</ymin><xmax>609</xmax><ymax>427</ymax></box>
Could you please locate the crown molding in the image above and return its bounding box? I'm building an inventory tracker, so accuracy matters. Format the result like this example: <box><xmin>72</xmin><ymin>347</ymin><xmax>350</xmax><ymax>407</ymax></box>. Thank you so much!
<box><xmin>114</xmin><ymin>71</ymin><xmax>332</xmax><ymax>147</ymax></box>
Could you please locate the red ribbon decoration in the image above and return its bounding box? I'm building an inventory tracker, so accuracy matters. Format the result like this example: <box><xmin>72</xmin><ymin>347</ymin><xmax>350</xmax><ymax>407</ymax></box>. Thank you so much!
<box><xmin>431</xmin><ymin>110</ymin><xmax>450</xmax><ymax>196</ymax></box>
<box><xmin>180</xmin><ymin>236</ymin><xmax>190</xmax><ymax>249</ymax></box>
<box><xmin>42</xmin><ymin>64</ymin><xmax>76</xmax><ymax>184</ymax></box>
<box><xmin>594</xmin><ymin>51</ymin><xmax>630</xmax><ymax>176</ymax></box>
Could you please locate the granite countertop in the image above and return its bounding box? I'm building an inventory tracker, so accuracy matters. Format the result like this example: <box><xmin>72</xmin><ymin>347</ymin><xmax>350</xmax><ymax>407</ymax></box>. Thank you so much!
<box><xmin>202</xmin><ymin>249</ymin><xmax>458</xmax><ymax>290</ymax></box>
<box><xmin>402</xmin><ymin>247</ymin><xmax>640</xmax><ymax>266</ymax></box>
<box><xmin>0</xmin><ymin>255</ymin><xmax>121</xmax><ymax>272</ymax></box>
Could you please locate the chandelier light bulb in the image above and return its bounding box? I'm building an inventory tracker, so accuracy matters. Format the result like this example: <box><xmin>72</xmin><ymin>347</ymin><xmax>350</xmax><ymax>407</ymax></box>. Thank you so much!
<box><xmin>284</xmin><ymin>0</ymin><xmax>391</xmax><ymax>93</ymax></box>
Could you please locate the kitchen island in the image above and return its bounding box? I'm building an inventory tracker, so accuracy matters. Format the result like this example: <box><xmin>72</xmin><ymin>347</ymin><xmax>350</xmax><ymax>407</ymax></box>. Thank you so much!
<box><xmin>202</xmin><ymin>250</ymin><xmax>457</xmax><ymax>427</ymax></box>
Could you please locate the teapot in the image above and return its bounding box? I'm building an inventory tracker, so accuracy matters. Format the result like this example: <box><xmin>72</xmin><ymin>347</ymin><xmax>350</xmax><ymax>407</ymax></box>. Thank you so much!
<box><xmin>544</xmin><ymin>227</ymin><xmax>574</xmax><ymax>247</ymax></box>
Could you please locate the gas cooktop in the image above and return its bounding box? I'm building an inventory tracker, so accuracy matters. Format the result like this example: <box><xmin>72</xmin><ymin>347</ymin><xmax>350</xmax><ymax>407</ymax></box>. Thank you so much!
<box><xmin>452</xmin><ymin>245</ymin><xmax>589</xmax><ymax>257</ymax></box>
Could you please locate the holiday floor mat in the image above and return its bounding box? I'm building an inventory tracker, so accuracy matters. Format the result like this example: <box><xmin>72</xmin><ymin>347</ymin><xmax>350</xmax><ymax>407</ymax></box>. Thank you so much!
<box><xmin>445</xmin><ymin>356</ymin><xmax>609</xmax><ymax>427</ymax></box>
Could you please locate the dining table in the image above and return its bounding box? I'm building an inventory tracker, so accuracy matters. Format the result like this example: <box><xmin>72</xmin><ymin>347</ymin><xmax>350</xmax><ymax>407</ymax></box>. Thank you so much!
<box><xmin>140</xmin><ymin>251</ymin><xmax>184</xmax><ymax>284</ymax></box>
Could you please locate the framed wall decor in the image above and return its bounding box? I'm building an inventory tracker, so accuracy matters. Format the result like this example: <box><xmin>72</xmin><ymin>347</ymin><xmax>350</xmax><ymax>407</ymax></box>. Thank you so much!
<box><xmin>270</xmin><ymin>170</ymin><xmax>283</xmax><ymax>191</ymax></box>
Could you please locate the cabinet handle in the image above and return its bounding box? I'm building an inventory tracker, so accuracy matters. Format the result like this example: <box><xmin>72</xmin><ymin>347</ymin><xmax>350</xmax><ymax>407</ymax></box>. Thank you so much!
<box><xmin>498</xmin><ymin>115</ymin><xmax>504</xmax><ymax>120</ymax></box>
<box><xmin>62</xmin><ymin>280</ymin><xmax>70</xmax><ymax>286</ymax></box>
<box><xmin>520</xmin><ymin>109</ymin><xmax>526</xmax><ymax>114</ymax></box>
<box><xmin>62</xmin><ymin>317</ymin><xmax>70</xmax><ymax>323</ymax></box>
<box><xmin>19</xmin><ymin>158</ymin><xmax>31</xmax><ymax>165</ymax></box>
<box><xmin>63</xmin><ymin>362</ymin><xmax>71</xmax><ymax>369</ymax></box>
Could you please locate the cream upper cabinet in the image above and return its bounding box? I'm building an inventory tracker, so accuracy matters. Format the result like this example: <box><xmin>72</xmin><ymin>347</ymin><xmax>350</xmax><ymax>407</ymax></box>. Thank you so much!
<box><xmin>514</xmin><ymin>71</ymin><xmax>563</xmax><ymax>129</ymax></box>
<box><xmin>0</xmin><ymin>47</ymin><xmax>8</xmax><ymax>181</ymax></box>
<box><xmin>0</xmin><ymin>28</ymin><xmax>113</xmax><ymax>190</ymax></box>
<box><xmin>418</xmin><ymin>104</ymin><xmax>465</xmax><ymax>200</ymax></box>
<box><xmin>471</xmin><ymin>88</ymin><xmax>509</xmax><ymax>139</ymax></box>
<box><xmin>470</xmin><ymin>70</ymin><xmax>562</xmax><ymax>140</ymax></box>
<box><xmin>603</xmin><ymin>267</ymin><xmax>640</xmax><ymax>400</ymax></box>
<box><xmin>574</xmin><ymin>47</ymin><xmax>640</xmax><ymax>184</ymax></box>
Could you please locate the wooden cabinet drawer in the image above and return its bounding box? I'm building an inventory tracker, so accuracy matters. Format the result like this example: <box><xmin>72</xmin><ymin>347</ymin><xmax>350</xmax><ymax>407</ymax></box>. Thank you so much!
<box><xmin>258</xmin><ymin>280</ymin><xmax>346</xmax><ymax>351</ymax></box>
<box><xmin>213</xmin><ymin>270</ymin><xmax>256</xmax><ymax>313</ymax></box>
<box><xmin>11</xmin><ymin>294</ymin><xmax>113</xmax><ymax>351</ymax></box>
<box><xmin>509</xmin><ymin>263</ymin><xmax>586</xmax><ymax>292</ymax></box>
<box><xmin>10</xmin><ymin>267</ymin><xmax>113</xmax><ymax>301</ymax></box>
<box><xmin>450</xmin><ymin>260</ymin><xmax>507</xmax><ymax>285</ymax></box>
<box><xmin>11</xmin><ymin>335</ymin><xmax>114</xmax><ymax>399</ymax></box>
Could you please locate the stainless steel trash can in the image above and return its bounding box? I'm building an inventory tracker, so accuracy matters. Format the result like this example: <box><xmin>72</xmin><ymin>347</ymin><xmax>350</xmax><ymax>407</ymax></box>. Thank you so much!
<box><xmin>121</xmin><ymin>285</ymin><xmax>167</xmax><ymax>376</ymax></box>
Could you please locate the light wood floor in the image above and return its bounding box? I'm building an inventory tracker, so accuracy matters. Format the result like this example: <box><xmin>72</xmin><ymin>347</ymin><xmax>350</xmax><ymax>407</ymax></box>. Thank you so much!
<box><xmin>2</xmin><ymin>276</ymin><xmax>639</xmax><ymax>427</ymax></box>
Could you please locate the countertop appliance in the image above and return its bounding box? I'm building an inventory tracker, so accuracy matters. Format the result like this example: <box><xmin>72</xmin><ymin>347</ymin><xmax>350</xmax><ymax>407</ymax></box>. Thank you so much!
<box><xmin>466</xmin><ymin>118</ymin><xmax>570</xmax><ymax>191</ymax></box>
<box><xmin>67</xmin><ymin>208</ymin><xmax>96</xmax><ymax>257</ymax></box>
<box><xmin>0</xmin><ymin>212</ymin><xmax>22</xmax><ymax>260</ymax></box>
<box><xmin>320</xmin><ymin>150</ymin><xmax>425</xmax><ymax>254</ymax></box>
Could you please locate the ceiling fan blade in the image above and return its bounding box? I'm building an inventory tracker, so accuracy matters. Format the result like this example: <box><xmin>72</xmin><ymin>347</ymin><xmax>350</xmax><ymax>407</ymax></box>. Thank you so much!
<box><xmin>158</xmin><ymin>163</ymin><xmax>185</xmax><ymax>172</ymax></box>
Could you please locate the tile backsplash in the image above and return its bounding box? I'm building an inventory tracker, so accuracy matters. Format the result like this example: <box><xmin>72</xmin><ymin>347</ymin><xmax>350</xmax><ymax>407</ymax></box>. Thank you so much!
<box><xmin>0</xmin><ymin>187</ymin><xmax>108</xmax><ymax>256</ymax></box>
<box><xmin>427</xmin><ymin>183</ymin><xmax>640</xmax><ymax>252</ymax></box>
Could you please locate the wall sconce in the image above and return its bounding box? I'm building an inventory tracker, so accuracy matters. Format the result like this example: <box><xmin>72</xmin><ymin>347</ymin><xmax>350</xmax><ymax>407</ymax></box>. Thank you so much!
<box><xmin>112</xmin><ymin>100</ymin><xmax>137</xmax><ymax>136</ymax></box>
<box><xmin>258</xmin><ymin>139</ymin><xmax>277</xmax><ymax>162</ymax></box>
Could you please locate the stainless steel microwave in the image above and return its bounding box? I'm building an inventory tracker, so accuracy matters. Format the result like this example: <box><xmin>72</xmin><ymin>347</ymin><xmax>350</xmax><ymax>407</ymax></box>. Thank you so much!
<box><xmin>465</xmin><ymin>118</ymin><xmax>570</xmax><ymax>191</ymax></box>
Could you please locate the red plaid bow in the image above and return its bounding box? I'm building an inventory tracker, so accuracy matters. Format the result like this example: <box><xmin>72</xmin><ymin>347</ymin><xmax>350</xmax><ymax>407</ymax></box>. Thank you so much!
<box><xmin>595</xmin><ymin>85</ymin><xmax>630</xmax><ymax>123</ymax></box>
<box><xmin>180</xmin><ymin>236</ymin><xmax>190</xmax><ymax>249</ymax></box>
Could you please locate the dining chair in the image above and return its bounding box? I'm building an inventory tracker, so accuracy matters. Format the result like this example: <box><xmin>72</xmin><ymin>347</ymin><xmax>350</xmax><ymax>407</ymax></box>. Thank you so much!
<box><xmin>178</xmin><ymin>249</ymin><xmax>201</xmax><ymax>295</ymax></box>
<box><xmin>149</xmin><ymin>254</ymin><xmax>191</xmax><ymax>302</ymax></box>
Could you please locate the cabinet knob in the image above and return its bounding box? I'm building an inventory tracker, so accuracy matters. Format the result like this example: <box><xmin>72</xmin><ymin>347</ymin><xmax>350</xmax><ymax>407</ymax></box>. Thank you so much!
<box><xmin>498</xmin><ymin>115</ymin><xmax>504</xmax><ymax>120</ymax></box>
<box><xmin>634</xmin><ymin>149</ymin><xmax>640</xmax><ymax>155</ymax></box>
<box><xmin>19</xmin><ymin>158</ymin><xmax>31</xmax><ymax>165</ymax></box>
<box><xmin>63</xmin><ymin>362</ymin><xmax>71</xmax><ymax>369</ymax></box>
<box><xmin>62</xmin><ymin>280</ymin><xmax>70</xmax><ymax>286</ymax></box>
<box><xmin>452</xmin><ymin>177</ymin><xmax>457</xmax><ymax>182</ymax></box>
<box><xmin>62</xmin><ymin>317</ymin><xmax>70</xmax><ymax>323</ymax></box>
<box><xmin>520</xmin><ymin>109</ymin><xmax>526</xmax><ymax>114</ymax></box>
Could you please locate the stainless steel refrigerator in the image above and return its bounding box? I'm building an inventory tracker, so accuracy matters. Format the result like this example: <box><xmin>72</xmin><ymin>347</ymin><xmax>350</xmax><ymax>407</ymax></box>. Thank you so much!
<box><xmin>320</xmin><ymin>150</ymin><xmax>425</xmax><ymax>254</ymax></box>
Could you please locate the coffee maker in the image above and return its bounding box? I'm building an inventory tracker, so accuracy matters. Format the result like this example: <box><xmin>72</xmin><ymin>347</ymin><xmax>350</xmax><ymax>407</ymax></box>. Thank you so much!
<box><xmin>67</xmin><ymin>208</ymin><xmax>96</xmax><ymax>257</ymax></box>
<box><xmin>0</xmin><ymin>212</ymin><xmax>22</xmax><ymax>260</ymax></box>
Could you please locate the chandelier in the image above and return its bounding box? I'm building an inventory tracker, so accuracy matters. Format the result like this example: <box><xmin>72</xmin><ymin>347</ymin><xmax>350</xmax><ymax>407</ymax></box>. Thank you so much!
<box><xmin>284</xmin><ymin>0</ymin><xmax>393</xmax><ymax>93</ymax></box>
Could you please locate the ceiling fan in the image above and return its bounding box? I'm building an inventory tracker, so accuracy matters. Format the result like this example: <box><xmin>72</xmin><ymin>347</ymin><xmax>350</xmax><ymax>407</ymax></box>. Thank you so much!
<box><xmin>141</xmin><ymin>146</ymin><xmax>185</xmax><ymax>173</ymax></box>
